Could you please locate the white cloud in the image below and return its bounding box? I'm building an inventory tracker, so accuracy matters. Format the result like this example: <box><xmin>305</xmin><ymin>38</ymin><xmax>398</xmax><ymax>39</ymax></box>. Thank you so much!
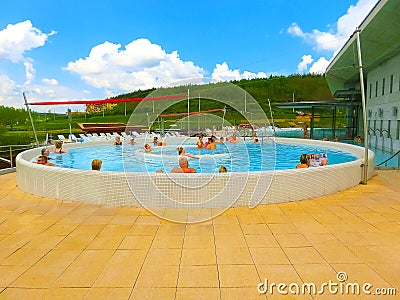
<box><xmin>309</xmin><ymin>57</ymin><xmax>330</xmax><ymax>74</ymax></box>
<box><xmin>288</xmin><ymin>0</ymin><xmax>377</xmax><ymax>72</ymax></box>
<box><xmin>211</xmin><ymin>62</ymin><xmax>267</xmax><ymax>82</ymax></box>
<box><xmin>24</xmin><ymin>59</ymin><xmax>35</xmax><ymax>85</ymax></box>
<box><xmin>65</xmin><ymin>38</ymin><xmax>206</xmax><ymax>93</ymax></box>
<box><xmin>0</xmin><ymin>20</ymin><xmax>56</xmax><ymax>63</ymax></box>
<box><xmin>297</xmin><ymin>55</ymin><xmax>314</xmax><ymax>73</ymax></box>
<box><xmin>42</xmin><ymin>78</ymin><xmax>59</xmax><ymax>86</ymax></box>
<box><xmin>287</xmin><ymin>0</ymin><xmax>377</xmax><ymax>51</ymax></box>
<box><xmin>0</xmin><ymin>75</ymin><xmax>18</xmax><ymax>105</ymax></box>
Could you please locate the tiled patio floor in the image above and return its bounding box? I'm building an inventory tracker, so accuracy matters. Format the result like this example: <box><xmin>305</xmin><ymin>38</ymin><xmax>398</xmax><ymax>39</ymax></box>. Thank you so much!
<box><xmin>0</xmin><ymin>171</ymin><xmax>399</xmax><ymax>299</ymax></box>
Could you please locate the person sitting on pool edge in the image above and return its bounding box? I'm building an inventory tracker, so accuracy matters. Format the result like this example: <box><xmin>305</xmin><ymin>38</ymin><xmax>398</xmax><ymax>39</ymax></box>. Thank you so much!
<box><xmin>92</xmin><ymin>159</ymin><xmax>102</xmax><ymax>171</ymax></box>
<box><xmin>296</xmin><ymin>154</ymin><xmax>310</xmax><ymax>169</ymax></box>
<box><xmin>171</xmin><ymin>156</ymin><xmax>197</xmax><ymax>173</ymax></box>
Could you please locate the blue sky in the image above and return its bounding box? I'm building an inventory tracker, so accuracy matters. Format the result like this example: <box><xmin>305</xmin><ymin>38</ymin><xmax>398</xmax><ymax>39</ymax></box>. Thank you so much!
<box><xmin>0</xmin><ymin>0</ymin><xmax>378</xmax><ymax>112</ymax></box>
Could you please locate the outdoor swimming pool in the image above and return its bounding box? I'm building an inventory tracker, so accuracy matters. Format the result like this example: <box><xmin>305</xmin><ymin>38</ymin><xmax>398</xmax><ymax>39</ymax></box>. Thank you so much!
<box><xmin>48</xmin><ymin>140</ymin><xmax>358</xmax><ymax>173</ymax></box>
<box><xmin>16</xmin><ymin>137</ymin><xmax>375</xmax><ymax>219</ymax></box>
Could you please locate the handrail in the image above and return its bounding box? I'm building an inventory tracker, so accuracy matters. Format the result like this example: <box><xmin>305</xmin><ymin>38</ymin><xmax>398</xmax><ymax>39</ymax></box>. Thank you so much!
<box><xmin>376</xmin><ymin>150</ymin><xmax>400</xmax><ymax>167</ymax></box>
<box><xmin>0</xmin><ymin>144</ymin><xmax>35</xmax><ymax>168</ymax></box>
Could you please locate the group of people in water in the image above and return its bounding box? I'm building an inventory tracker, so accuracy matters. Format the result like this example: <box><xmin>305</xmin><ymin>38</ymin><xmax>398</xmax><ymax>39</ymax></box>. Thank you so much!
<box><xmin>35</xmin><ymin>130</ymin><xmax>363</xmax><ymax>172</ymax></box>
<box><xmin>296</xmin><ymin>153</ymin><xmax>328</xmax><ymax>169</ymax></box>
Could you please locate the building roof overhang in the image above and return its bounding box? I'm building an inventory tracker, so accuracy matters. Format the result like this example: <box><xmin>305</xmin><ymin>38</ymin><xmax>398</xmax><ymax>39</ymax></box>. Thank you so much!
<box><xmin>325</xmin><ymin>0</ymin><xmax>400</xmax><ymax>93</ymax></box>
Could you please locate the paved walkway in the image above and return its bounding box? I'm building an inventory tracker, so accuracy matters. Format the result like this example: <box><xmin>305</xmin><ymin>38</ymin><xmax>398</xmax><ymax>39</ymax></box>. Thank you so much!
<box><xmin>0</xmin><ymin>171</ymin><xmax>399</xmax><ymax>299</ymax></box>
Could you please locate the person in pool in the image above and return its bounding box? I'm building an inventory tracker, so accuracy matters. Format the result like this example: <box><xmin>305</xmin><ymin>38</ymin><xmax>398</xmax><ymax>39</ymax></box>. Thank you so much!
<box><xmin>91</xmin><ymin>159</ymin><xmax>102</xmax><ymax>171</ymax></box>
<box><xmin>177</xmin><ymin>147</ymin><xmax>199</xmax><ymax>159</ymax></box>
<box><xmin>114</xmin><ymin>136</ymin><xmax>122</xmax><ymax>146</ymax></box>
<box><xmin>53</xmin><ymin>141</ymin><xmax>67</xmax><ymax>154</ymax></box>
<box><xmin>296</xmin><ymin>154</ymin><xmax>310</xmax><ymax>169</ymax></box>
<box><xmin>36</xmin><ymin>155</ymin><xmax>54</xmax><ymax>166</ymax></box>
<box><xmin>143</xmin><ymin>143</ymin><xmax>152</xmax><ymax>152</ymax></box>
<box><xmin>171</xmin><ymin>156</ymin><xmax>197</xmax><ymax>173</ymax></box>
<box><xmin>196</xmin><ymin>136</ymin><xmax>204</xmax><ymax>149</ymax></box>
<box><xmin>206</xmin><ymin>137</ymin><xmax>216</xmax><ymax>150</ymax></box>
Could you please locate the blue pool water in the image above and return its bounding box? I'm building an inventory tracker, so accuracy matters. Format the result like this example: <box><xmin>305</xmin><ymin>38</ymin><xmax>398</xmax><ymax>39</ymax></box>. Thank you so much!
<box><xmin>49</xmin><ymin>141</ymin><xmax>358</xmax><ymax>173</ymax></box>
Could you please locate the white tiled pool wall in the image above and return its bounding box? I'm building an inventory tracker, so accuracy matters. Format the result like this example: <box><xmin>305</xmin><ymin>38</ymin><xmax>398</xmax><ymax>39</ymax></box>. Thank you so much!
<box><xmin>16</xmin><ymin>137</ymin><xmax>375</xmax><ymax>207</ymax></box>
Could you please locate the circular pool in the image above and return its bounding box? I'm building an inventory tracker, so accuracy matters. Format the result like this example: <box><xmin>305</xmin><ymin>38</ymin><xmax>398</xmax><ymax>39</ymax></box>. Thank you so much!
<box><xmin>17</xmin><ymin>136</ymin><xmax>375</xmax><ymax>221</ymax></box>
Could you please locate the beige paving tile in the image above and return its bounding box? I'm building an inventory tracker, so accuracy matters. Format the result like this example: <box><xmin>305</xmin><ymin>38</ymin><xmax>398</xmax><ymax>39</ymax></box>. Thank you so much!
<box><xmin>151</xmin><ymin>235</ymin><xmax>184</xmax><ymax>249</ymax></box>
<box><xmin>180</xmin><ymin>248</ymin><xmax>216</xmax><ymax>265</ymax></box>
<box><xmin>178</xmin><ymin>265</ymin><xmax>219</xmax><ymax>287</ymax></box>
<box><xmin>250</xmin><ymin>247</ymin><xmax>290</xmax><ymax>265</ymax></box>
<box><xmin>0</xmin><ymin>248</ymin><xmax>49</xmax><ymax>267</ymax></box>
<box><xmin>219</xmin><ymin>264</ymin><xmax>260</xmax><ymax>287</ymax></box>
<box><xmin>33</xmin><ymin>249</ymin><xmax>82</xmax><ymax>269</ymax></box>
<box><xmin>81</xmin><ymin>287</ymin><xmax>131</xmax><ymax>299</ymax></box>
<box><xmin>134</xmin><ymin>215</ymin><xmax>161</xmax><ymax>225</ymax></box>
<box><xmin>241</xmin><ymin>224</ymin><xmax>270</xmax><ymax>235</ymax></box>
<box><xmin>0</xmin><ymin>265</ymin><xmax>28</xmax><ymax>287</ymax></box>
<box><xmin>268</xmin><ymin>223</ymin><xmax>300</xmax><ymax>234</ymax></box>
<box><xmin>244</xmin><ymin>234</ymin><xmax>280</xmax><ymax>248</ymax></box>
<box><xmin>315</xmin><ymin>245</ymin><xmax>365</xmax><ymax>264</ymax></box>
<box><xmin>331</xmin><ymin>263</ymin><xmax>391</xmax><ymax>289</ymax></box>
<box><xmin>118</xmin><ymin>235</ymin><xmax>154</xmax><ymax>249</ymax></box>
<box><xmin>129</xmin><ymin>287</ymin><xmax>176</xmax><ymax>300</ymax></box>
<box><xmin>135</xmin><ymin>265</ymin><xmax>179</xmax><ymax>288</ymax></box>
<box><xmin>156</xmin><ymin>223</ymin><xmax>186</xmax><ymax>236</ymax></box>
<box><xmin>145</xmin><ymin>248</ymin><xmax>182</xmax><ymax>266</ymax></box>
<box><xmin>54</xmin><ymin>234</ymin><xmax>94</xmax><ymax>250</ymax></box>
<box><xmin>97</xmin><ymin>224</ymin><xmax>131</xmax><ymax>236</ymax></box>
<box><xmin>215</xmin><ymin>234</ymin><xmax>247</xmax><ymax>248</ymax></box>
<box><xmin>302</xmin><ymin>232</ymin><xmax>344</xmax><ymax>247</ymax></box>
<box><xmin>53</xmin><ymin>249</ymin><xmax>115</xmax><ymax>287</ymax></box>
<box><xmin>176</xmin><ymin>287</ymin><xmax>220</xmax><ymax>299</ymax></box>
<box><xmin>220</xmin><ymin>287</ymin><xmax>267</xmax><ymax>300</ymax></box>
<box><xmin>274</xmin><ymin>233</ymin><xmax>311</xmax><ymax>248</ymax></box>
<box><xmin>185</xmin><ymin>223</ymin><xmax>213</xmax><ymax>235</ymax></box>
<box><xmin>0</xmin><ymin>287</ymin><xmax>50</xmax><ymax>299</ymax></box>
<box><xmin>68</xmin><ymin>224</ymin><xmax>105</xmax><ymax>237</ymax></box>
<box><xmin>283</xmin><ymin>247</ymin><xmax>326</xmax><ymax>264</ymax></box>
<box><xmin>127</xmin><ymin>224</ymin><xmax>158</xmax><ymax>236</ymax></box>
<box><xmin>24</xmin><ymin>234</ymin><xmax>65</xmax><ymax>249</ymax></box>
<box><xmin>10</xmin><ymin>266</ymin><xmax>65</xmax><ymax>288</ymax></box>
<box><xmin>93</xmin><ymin>250</ymin><xmax>146</xmax><ymax>287</ymax></box>
<box><xmin>86</xmin><ymin>235</ymin><xmax>125</xmax><ymax>250</ymax></box>
<box><xmin>0</xmin><ymin>234</ymin><xmax>31</xmax><ymax>249</ymax></box>
<box><xmin>216</xmin><ymin>247</ymin><xmax>253</xmax><ymax>265</ymax></box>
<box><xmin>292</xmin><ymin>263</ymin><xmax>337</xmax><ymax>284</ymax></box>
<box><xmin>183</xmin><ymin>235</ymin><xmax>215</xmax><ymax>249</ymax></box>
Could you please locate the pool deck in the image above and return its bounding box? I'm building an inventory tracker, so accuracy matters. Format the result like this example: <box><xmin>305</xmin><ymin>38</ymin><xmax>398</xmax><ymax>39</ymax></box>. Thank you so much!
<box><xmin>0</xmin><ymin>170</ymin><xmax>399</xmax><ymax>299</ymax></box>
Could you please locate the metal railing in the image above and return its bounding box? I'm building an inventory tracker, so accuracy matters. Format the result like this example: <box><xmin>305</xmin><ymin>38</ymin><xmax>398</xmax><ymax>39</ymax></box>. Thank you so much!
<box><xmin>0</xmin><ymin>144</ymin><xmax>35</xmax><ymax>168</ymax></box>
<box><xmin>368</xmin><ymin>128</ymin><xmax>394</xmax><ymax>153</ymax></box>
<box><xmin>376</xmin><ymin>150</ymin><xmax>400</xmax><ymax>169</ymax></box>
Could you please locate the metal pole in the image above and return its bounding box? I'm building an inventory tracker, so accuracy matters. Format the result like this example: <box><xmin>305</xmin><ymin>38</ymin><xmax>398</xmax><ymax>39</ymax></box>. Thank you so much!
<box><xmin>198</xmin><ymin>93</ymin><xmax>200</xmax><ymax>131</ymax></box>
<box><xmin>268</xmin><ymin>99</ymin><xmax>276</xmax><ymax>136</ymax></box>
<box><xmin>23</xmin><ymin>92</ymin><xmax>39</xmax><ymax>147</ymax></box>
<box><xmin>187</xmin><ymin>89</ymin><xmax>190</xmax><ymax>136</ymax></box>
<box><xmin>356</xmin><ymin>28</ymin><xmax>369</xmax><ymax>184</ymax></box>
<box><xmin>244</xmin><ymin>92</ymin><xmax>247</xmax><ymax>113</ymax></box>
<box><xmin>9</xmin><ymin>146</ymin><xmax>13</xmax><ymax>168</ymax></box>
